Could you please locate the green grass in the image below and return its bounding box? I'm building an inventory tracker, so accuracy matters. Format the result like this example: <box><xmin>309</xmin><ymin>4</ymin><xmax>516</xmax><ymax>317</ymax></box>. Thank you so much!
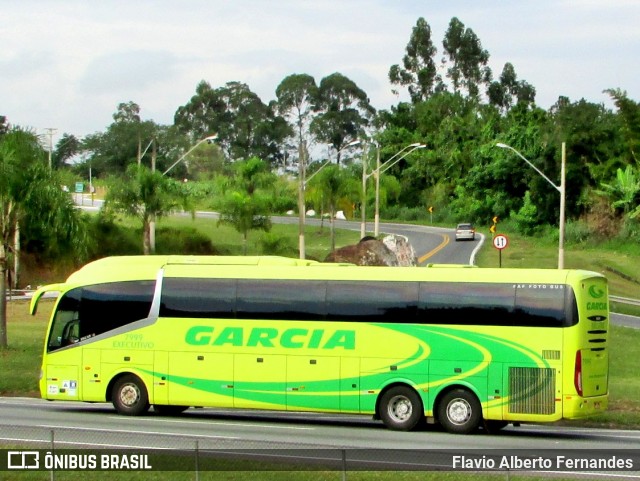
<box><xmin>131</xmin><ymin>215</ymin><xmax>362</xmax><ymax>261</ymax></box>
<box><xmin>0</xmin><ymin>301</ymin><xmax>50</xmax><ymax>396</ymax></box>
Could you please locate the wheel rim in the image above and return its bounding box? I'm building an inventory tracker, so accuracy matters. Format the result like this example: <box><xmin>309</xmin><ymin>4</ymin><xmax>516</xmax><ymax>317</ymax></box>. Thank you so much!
<box><xmin>446</xmin><ymin>397</ymin><xmax>472</xmax><ymax>425</ymax></box>
<box><xmin>119</xmin><ymin>383</ymin><xmax>140</xmax><ymax>407</ymax></box>
<box><xmin>387</xmin><ymin>394</ymin><xmax>413</xmax><ymax>423</ymax></box>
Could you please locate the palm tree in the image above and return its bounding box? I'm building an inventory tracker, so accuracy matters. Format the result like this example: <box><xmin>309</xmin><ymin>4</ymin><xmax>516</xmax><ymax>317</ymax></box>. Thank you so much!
<box><xmin>314</xmin><ymin>165</ymin><xmax>359</xmax><ymax>252</ymax></box>
<box><xmin>1</xmin><ymin>127</ymin><xmax>85</xmax><ymax>348</ymax></box>
<box><xmin>218</xmin><ymin>157</ymin><xmax>275</xmax><ymax>255</ymax></box>
<box><xmin>104</xmin><ymin>164</ymin><xmax>193</xmax><ymax>255</ymax></box>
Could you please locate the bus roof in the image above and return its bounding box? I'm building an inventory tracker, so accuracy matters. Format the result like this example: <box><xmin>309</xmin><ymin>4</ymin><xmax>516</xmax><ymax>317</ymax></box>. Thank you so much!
<box><xmin>60</xmin><ymin>255</ymin><xmax>604</xmax><ymax>285</ymax></box>
<box><xmin>64</xmin><ymin>255</ymin><xmax>325</xmax><ymax>284</ymax></box>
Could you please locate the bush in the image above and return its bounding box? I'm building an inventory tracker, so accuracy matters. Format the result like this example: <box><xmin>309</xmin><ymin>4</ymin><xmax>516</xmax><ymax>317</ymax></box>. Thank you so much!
<box><xmin>258</xmin><ymin>232</ymin><xmax>297</xmax><ymax>256</ymax></box>
<box><xmin>509</xmin><ymin>191</ymin><xmax>539</xmax><ymax>236</ymax></box>
<box><xmin>382</xmin><ymin>205</ymin><xmax>429</xmax><ymax>222</ymax></box>
<box><xmin>564</xmin><ymin>220</ymin><xmax>592</xmax><ymax>244</ymax></box>
<box><xmin>155</xmin><ymin>227</ymin><xmax>217</xmax><ymax>255</ymax></box>
<box><xmin>619</xmin><ymin>219</ymin><xmax>640</xmax><ymax>241</ymax></box>
<box><xmin>86</xmin><ymin>214</ymin><xmax>217</xmax><ymax>257</ymax></box>
<box><xmin>87</xmin><ymin>213</ymin><xmax>140</xmax><ymax>257</ymax></box>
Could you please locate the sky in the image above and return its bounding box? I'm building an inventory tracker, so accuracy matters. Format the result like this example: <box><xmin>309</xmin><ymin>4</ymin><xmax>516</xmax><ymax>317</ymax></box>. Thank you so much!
<box><xmin>2</xmin><ymin>0</ymin><xmax>639</xmax><ymax>144</ymax></box>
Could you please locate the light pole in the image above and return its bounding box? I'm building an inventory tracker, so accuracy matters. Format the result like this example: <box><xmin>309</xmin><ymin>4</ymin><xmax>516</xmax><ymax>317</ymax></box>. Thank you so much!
<box><xmin>147</xmin><ymin>134</ymin><xmax>217</xmax><ymax>253</ymax></box>
<box><xmin>44</xmin><ymin>128</ymin><xmax>57</xmax><ymax>169</ymax></box>
<box><xmin>304</xmin><ymin>140</ymin><xmax>361</xmax><ymax>186</ymax></box>
<box><xmin>496</xmin><ymin>142</ymin><xmax>566</xmax><ymax>269</ymax></box>
<box><xmin>298</xmin><ymin>139</ymin><xmax>361</xmax><ymax>258</ymax></box>
<box><xmin>163</xmin><ymin>134</ymin><xmax>218</xmax><ymax>176</ymax></box>
<box><xmin>360</xmin><ymin>142</ymin><xmax>374</xmax><ymax>239</ymax></box>
<box><xmin>369</xmin><ymin>143</ymin><xmax>426</xmax><ymax>237</ymax></box>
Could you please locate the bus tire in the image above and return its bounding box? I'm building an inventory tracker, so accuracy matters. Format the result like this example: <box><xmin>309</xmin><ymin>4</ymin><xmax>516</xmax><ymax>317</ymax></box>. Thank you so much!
<box><xmin>379</xmin><ymin>386</ymin><xmax>424</xmax><ymax>431</ymax></box>
<box><xmin>154</xmin><ymin>405</ymin><xmax>189</xmax><ymax>416</ymax></box>
<box><xmin>437</xmin><ymin>388</ymin><xmax>481</xmax><ymax>434</ymax></box>
<box><xmin>112</xmin><ymin>375</ymin><xmax>150</xmax><ymax>416</ymax></box>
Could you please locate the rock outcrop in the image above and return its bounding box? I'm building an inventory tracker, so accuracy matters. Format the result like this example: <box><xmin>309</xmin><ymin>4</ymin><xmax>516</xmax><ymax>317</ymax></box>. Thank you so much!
<box><xmin>324</xmin><ymin>234</ymin><xmax>417</xmax><ymax>266</ymax></box>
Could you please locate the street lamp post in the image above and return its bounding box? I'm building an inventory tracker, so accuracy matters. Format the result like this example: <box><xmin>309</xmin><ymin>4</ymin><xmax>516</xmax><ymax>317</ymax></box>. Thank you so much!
<box><xmin>304</xmin><ymin>140</ymin><xmax>361</xmax><ymax>187</ymax></box>
<box><xmin>163</xmin><ymin>134</ymin><xmax>218</xmax><ymax>176</ymax></box>
<box><xmin>369</xmin><ymin>143</ymin><xmax>426</xmax><ymax>237</ymax></box>
<box><xmin>298</xmin><ymin>139</ymin><xmax>361</xmax><ymax>259</ymax></box>
<box><xmin>360</xmin><ymin>142</ymin><xmax>373</xmax><ymax>239</ymax></box>
<box><xmin>496</xmin><ymin>142</ymin><xmax>566</xmax><ymax>269</ymax></box>
<box><xmin>147</xmin><ymin>134</ymin><xmax>217</xmax><ymax>253</ymax></box>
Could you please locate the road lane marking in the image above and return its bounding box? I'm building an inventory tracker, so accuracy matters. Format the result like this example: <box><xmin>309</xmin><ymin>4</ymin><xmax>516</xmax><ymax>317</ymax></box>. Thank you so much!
<box><xmin>38</xmin><ymin>424</ymin><xmax>239</xmax><ymax>440</ymax></box>
<box><xmin>418</xmin><ymin>234</ymin><xmax>449</xmax><ymax>264</ymax></box>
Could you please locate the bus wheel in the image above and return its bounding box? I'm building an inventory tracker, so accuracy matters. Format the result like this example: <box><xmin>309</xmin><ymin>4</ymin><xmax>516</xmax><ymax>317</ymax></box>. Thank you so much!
<box><xmin>154</xmin><ymin>405</ymin><xmax>189</xmax><ymax>416</ymax></box>
<box><xmin>379</xmin><ymin>386</ymin><xmax>424</xmax><ymax>431</ymax></box>
<box><xmin>112</xmin><ymin>375</ymin><xmax>149</xmax><ymax>416</ymax></box>
<box><xmin>437</xmin><ymin>389</ymin><xmax>481</xmax><ymax>434</ymax></box>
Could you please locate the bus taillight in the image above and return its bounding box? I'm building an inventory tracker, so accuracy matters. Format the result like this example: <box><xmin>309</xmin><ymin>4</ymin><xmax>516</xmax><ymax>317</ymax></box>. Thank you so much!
<box><xmin>574</xmin><ymin>350</ymin><xmax>583</xmax><ymax>397</ymax></box>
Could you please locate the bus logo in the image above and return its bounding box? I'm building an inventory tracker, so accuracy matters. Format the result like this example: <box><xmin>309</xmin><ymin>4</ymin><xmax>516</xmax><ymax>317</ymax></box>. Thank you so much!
<box><xmin>588</xmin><ymin>285</ymin><xmax>605</xmax><ymax>299</ymax></box>
<box><xmin>587</xmin><ymin>285</ymin><xmax>607</xmax><ymax>311</ymax></box>
<box><xmin>7</xmin><ymin>451</ymin><xmax>40</xmax><ymax>470</ymax></box>
<box><xmin>185</xmin><ymin>326</ymin><xmax>356</xmax><ymax>350</ymax></box>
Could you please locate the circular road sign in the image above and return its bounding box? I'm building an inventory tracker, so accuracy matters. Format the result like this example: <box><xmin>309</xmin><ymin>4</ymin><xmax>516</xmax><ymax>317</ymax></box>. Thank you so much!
<box><xmin>493</xmin><ymin>234</ymin><xmax>509</xmax><ymax>250</ymax></box>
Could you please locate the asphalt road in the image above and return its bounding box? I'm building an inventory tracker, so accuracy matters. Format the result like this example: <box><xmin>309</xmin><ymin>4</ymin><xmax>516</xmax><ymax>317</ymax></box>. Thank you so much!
<box><xmin>270</xmin><ymin>214</ymin><xmax>482</xmax><ymax>265</ymax></box>
<box><xmin>2</xmin><ymin>396</ymin><xmax>640</xmax><ymax>453</ymax></box>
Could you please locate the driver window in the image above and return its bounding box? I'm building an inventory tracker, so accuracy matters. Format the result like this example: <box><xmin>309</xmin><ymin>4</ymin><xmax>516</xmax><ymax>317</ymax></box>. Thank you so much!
<box><xmin>47</xmin><ymin>288</ymin><xmax>81</xmax><ymax>352</ymax></box>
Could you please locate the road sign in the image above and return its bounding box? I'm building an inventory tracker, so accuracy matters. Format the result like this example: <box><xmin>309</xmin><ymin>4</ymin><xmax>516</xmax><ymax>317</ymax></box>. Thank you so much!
<box><xmin>493</xmin><ymin>234</ymin><xmax>508</xmax><ymax>250</ymax></box>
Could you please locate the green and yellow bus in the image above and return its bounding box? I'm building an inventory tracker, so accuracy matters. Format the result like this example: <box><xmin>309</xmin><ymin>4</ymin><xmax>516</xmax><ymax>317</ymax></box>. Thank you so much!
<box><xmin>30</xmin><ymin>255</ymin><xmax>609</xmax><ymax>434</ymax></box>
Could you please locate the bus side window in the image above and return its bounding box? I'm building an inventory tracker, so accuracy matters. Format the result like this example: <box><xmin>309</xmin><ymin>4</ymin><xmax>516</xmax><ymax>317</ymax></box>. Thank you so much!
<box><xmin>78</xmin><ymin>281</ymin><xmax>155</xmax><ymax>336</ymax></box>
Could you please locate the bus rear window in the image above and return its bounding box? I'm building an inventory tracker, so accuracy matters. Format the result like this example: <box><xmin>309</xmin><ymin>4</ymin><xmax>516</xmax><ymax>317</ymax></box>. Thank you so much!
<box><xmin>515</xmin><ymin>285</ymin><xmax>577</xmax><ymax>327</ymax></box>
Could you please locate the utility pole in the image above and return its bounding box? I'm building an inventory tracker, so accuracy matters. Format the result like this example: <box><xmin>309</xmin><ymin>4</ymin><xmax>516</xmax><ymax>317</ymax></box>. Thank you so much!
<box><xmin>44</xmin><ymin>128</ymin><xmax>57</xmax><ymax>169</ymax></box>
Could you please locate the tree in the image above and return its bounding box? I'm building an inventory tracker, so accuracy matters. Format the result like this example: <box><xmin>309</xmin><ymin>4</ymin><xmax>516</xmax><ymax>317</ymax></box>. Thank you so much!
<box><xmin>488</xmin><ymin>63</ymin><xmax>519</xmax><ymax>112</ymax></box>
<box><xmin>1</xmin><ymin>127</ymin><xmax>85</xmax><ymax>348</ymax></box>
<box><xmin>0</xmin><ymin>116</ymin><xmax>9</xmax><ymax>136</ymax></box>
<box><xmin>311</xmin><ymin>73</ymin><xmax>375</xmax><ymax>164</ymax></box>
<box><xmin>605</xmin><ymin>89</ymin><xmax>640</xmax><ymax>164</ymax></box>
<box><xmin>441</xmin><ymin>18</ymin><xmax>491</xmax><ymax>99</ymax></box>
<box><xmin>218</xmin><ymin>157</ymin><xmax>275</xmax><ymax>254</ymax></box>
<box><xmin>389</xmin><ymin>17</ymin><xmax>442</xmax><ymax>103</ymax></box>
<box><xmin>597</xmin><ymin>165</ymin><xmax>640</xmax><ymax>219</ymax></box>
<box><xmin>52</xmin><ymin>133</ymin><xmax>82</xmax><ymax>169</ymax></box>
<box><xmin>276</xmin><ymin>73</ymin><xmax>318</xmax><ymax>164</ymax></box>
<box><xmin>276</xmin><ymin>73</ymin><xmax>319</xmax><ymax>258</ymax></box>
<box><xmin>82</xmin><ymin>102</ymin><xmax>159</xmax><ymax>176</ymax></box>
<box><xmin>104</xmin><ymin>164</ymin><xmax>192</xmax><ymax>254</ymax></box>
<box><xmin>175</xmin><ymin>81</ymin><xmax>290</xmax><ymax>166</ymax></box>
<box><xmin>510</xmin><ymin>191</ymin><xmax>539</xmax><ymax>235</ymax></box>
<box><xmin>313</xmin><ymin>165</ymin><xmax>359</xmax><ymax>251</ymax></box>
